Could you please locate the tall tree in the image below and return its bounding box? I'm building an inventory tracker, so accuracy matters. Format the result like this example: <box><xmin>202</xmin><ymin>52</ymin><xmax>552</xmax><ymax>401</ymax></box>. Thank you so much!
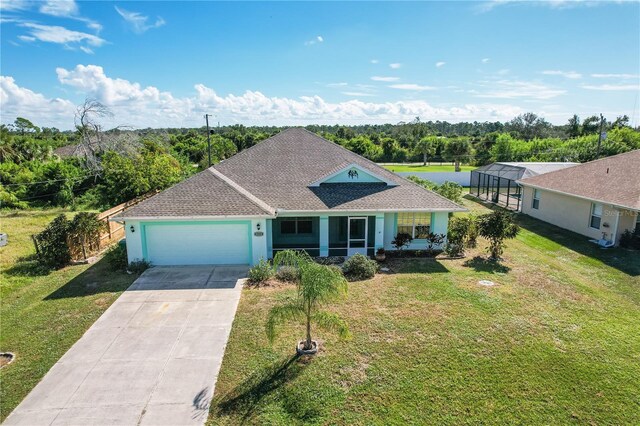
<box><xmin>414</xmin><ymin>136</ymin><xmax>438</xmax><ymax>165</ymax></box>
<box><xmin>567</xmin><ymin>114</ymin><xmax>581</xmax><ymax>138</ymax></box>
<box><xmin>507</xmin><ymin>112</ymin><xmax>552</xmax><ymax>140</ymax></box>
<box><xmin>443</xmin><ymin>137</ymin><xmax>471</xmax><ymax>172</ymax></box>
<box><xmin>13</xmin><ymin>117</ymin><xmax>39</xmax><ymax>135</ymax></box>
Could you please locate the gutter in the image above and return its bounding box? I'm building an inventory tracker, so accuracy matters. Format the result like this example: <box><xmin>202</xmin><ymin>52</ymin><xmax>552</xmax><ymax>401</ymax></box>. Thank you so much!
<box><xmin>109</xmin><ymin>214</ymin><xmax>276</xmax><ymax>223</ymax></box>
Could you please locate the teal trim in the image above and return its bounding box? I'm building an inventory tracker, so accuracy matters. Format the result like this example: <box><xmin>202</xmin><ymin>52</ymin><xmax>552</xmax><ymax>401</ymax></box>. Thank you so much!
<box><xmin>319</xmin><ymin>216</ymin><xmax>329</xmax><ymax>252</ymax></box>
<box><xmin>140</xmin><ymin>220</ymin><xmax>252</xmax><ymax>264</ymax></box>
<box><xmin>140</xmin><ymin>224</ymin><xmax>148</xmax><ymax>260</ymax></box>
<box><xmin>393</xmin><ymin>213</ymin><xmax>398</xmax><ymax>236</ymax></box>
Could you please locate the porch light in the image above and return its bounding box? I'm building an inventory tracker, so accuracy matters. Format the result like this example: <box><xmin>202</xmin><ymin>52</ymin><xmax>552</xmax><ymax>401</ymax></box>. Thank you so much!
<box><xmin>256</xmin><ymin>223</ymin><xmax>261</xmax><ymax>231</ymax></box>
<box><xmin>130</xmin><ymin>225</ymin><xmax>135</xmax><ymax>233</ymax></box>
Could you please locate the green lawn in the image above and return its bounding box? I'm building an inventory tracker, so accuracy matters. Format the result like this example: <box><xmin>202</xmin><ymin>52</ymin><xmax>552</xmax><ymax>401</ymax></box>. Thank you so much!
<box><xmin>208</xmin><ymin>198</ymin><xmax>640</xmax><ymax>425</ymax></box>
<box><xmin>0</xmin><ymin>210</ymin><xmax>137</xmax><ymax>421</ymax></box>
<box><xmin>382</xmin><ymin>164</ymin><xmax>476</xmax><ymax>172</ymax></box>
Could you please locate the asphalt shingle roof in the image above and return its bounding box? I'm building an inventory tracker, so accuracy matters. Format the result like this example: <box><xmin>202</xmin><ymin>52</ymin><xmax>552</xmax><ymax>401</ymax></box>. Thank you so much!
<box><xmin>518</xmin><ymin>149</ymin><xmax>640</xmax><ymax>211</ymax></box>
<box><xmin>116</xmin><ymin>169</ymin><xmax>272</xmax><ymax>218</ymax></box>
<box><xmin>117</xmin><ymin>128</ymin><xmax>465</xmax><ymax>218</ymax></box>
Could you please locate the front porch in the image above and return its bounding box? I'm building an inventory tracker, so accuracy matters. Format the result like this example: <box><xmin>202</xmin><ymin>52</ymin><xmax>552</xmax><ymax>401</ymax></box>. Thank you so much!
<box><xmin>266</xmin><ymin>212</ymin><xmax>450</xmax><ymax>259</ymax></box>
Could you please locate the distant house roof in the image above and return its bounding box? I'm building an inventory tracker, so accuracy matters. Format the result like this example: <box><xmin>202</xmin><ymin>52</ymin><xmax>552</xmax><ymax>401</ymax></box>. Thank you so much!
<box><xmin>518</xmin><ymin>150</ymin><xmax>640</xmax><ymax>211</ymax></box>
<box><xmin>116</xmin><ymin>128</ymin><xmax>465</xmax><ymax>219</ymax></box>
<box><xmin>53</xmin><ymin>144</ymin><xmax>83</xmax><ymax>158</ymax></box>
<box><xmin>473</xmin><ymin>162</ymin><xmax>578</xmax><ymax>181</ymax></box>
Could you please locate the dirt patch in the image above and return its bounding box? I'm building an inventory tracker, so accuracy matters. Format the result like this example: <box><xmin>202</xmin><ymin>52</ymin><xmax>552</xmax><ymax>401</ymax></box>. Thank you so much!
<box><xmin>0</xmin><ymin>353</ymin><xmax>15</xmax><ymax>368</ymax></box>
<box><xmin>244</xmin><ymin>279</ymin><xmax>293</xmax><ymax>289</ymax></box>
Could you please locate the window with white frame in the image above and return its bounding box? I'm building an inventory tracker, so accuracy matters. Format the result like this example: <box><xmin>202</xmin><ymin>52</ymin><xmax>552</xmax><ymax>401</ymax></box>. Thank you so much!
<box><xmin>590</xmin><ymin>203</ymin><xmax>603</xmax><ymax>229</ymax></box>
<box><xmin>397</xmin><ymin>213</ymin><xmax>431</xmax><ymax>239</ymax></box>
<box><xmin>532</xmin><ymin>189</ymin><xmax>540</xmax><ymax>209</ymax></box>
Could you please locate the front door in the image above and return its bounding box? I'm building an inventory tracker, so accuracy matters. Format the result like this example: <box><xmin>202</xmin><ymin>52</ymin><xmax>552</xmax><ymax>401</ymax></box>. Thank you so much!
<box><xmin>348</xmin><ymin>217</ymin><xmax>368</xmax><ymax>256</ymax></box>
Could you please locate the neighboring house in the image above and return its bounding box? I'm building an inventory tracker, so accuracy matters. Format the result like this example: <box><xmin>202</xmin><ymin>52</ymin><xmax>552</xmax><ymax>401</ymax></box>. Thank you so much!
<box><xmin>112</xmin><ymin>128</ymin><xmax>465</xmax><ymax>266</ymax></box>
<box><xmin>470</xmin><ymin>162</ymin><xmax>577</xmax><ymax>210</ymax></box>
<box><xmin>518</xmin><ymin>150</ymin><xmax>640</xmax><ymax>245</ymax></box>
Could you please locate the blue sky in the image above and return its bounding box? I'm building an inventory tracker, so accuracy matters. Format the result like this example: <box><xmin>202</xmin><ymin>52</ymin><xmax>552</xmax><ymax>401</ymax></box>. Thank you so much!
<box><xmin>1</xmin><ymin>0</ymin><xmax>639</xmax><ymax>129</ymax></box>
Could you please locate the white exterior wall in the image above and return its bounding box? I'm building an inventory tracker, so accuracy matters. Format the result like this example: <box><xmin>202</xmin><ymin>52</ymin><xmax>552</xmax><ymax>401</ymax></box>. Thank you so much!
<box><xmin>521</xmin><ymin>186</ymin><xmax>636</xmax><ymax>244</ymax></box>
<box><xmin>124</xmin><ymin>220</ymin><xmax>143</xmax><ymax>263</ymax></box>
<box><xmin>251</xmin><ymin>218</ymin><xmax>268</xmax><ymax>264</ymax></box>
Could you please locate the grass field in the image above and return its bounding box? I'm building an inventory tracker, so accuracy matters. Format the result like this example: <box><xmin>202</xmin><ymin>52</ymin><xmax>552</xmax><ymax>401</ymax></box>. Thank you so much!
<box><xmin>382</xmin><ymin>164</ymin><xmax>476</xmax><ymax>172</ymax></box>
<box><xmin>0</xmin><ymin>210</ymin><xmax>137</xmax><ymax>421</ymax></box>
<box><xmin>208</xmin><ymin>198</ymin><xmax>640</xmax><ymax>425</ymax></box>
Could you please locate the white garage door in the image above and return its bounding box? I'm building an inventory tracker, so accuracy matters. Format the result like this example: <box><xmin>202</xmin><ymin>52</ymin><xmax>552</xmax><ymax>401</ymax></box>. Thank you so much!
<box><xmin>144</xmin><ymin>222</ymin><xmax>250</xmax><ymax>265</ymax></box>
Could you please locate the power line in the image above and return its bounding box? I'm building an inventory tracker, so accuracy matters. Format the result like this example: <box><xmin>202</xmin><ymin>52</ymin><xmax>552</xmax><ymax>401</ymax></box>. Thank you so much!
<box><xmin>3</xmin><ymin>174</ymin><xmax>98</xmax><ymax>187</ymax></box>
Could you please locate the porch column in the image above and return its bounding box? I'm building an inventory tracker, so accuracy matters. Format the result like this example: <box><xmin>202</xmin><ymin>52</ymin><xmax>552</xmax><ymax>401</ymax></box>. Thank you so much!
<box><xmin>319</xmin><ymin>215</ymin><xmax>329</xmax><ymax>257</ymax></box>
<box><xmin>374</xmin><ymin>214</ymin><xmax>384</xmax><ymax>250</ymax></box>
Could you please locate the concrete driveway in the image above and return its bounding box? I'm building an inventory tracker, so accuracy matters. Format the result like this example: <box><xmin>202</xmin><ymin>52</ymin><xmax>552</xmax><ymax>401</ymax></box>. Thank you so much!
<box><xmin>4</xmin><ymin>265</ymin><xmax>247</xmax><ymax>426</ymax></box>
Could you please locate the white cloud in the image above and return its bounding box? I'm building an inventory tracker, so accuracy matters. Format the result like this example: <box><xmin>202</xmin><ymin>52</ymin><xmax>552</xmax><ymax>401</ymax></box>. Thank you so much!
<box><xmin>39</xmin><ymin>0</ymin><xmax>78</xmax><ymax>17</ymax></box>
<box><xmin>542</xmin><ymin>70</ymin><xmax>582</xmax><ymax>79</ymax></box>
<box><xmin>0</xmin><ymin>75</ymin><xmax>75</xmax><ymax>127</ymax></box>
<box><xmin>478</xmin><ymin>0</ymin><xmax>618</xmax><ymax>12</ymax></box>
<box><xmin>341</xmin><ymin>92</ymin><xmax>375</xmax><ymax>97</ymax></box>
<box><xmin>115</xmin><ymin>6</ymin><xmax>165</xmax><ymax>34</ymax></box>
<box><xmin>371</xmin><ymin>76</ymin><xmax>400</xmax><ymax>82</ymax></box>
<box><xmin>389</xmin><ymin>63</ymin><xmax>402</xmax><ymax>69</ymax></box>
<box><xmin>326</xmin><ymin>82</ymin><xmax>348</xmax><ymax>87</ymax></box>
<box><xmin>1</xmin><ymin>65</ymin><xmax>531</xmax><ymax>128</ymax></box>
<box><xmin>305</xmin><ymin>35</ymin><xmax>324</xmax><ymax>45</ymax></box>
<box><xmin>0</xmin><ymin>0</ymin><xmax>29</xmax><ymax>11</ymax></box>
<box><xmin>18</xmin><ymin>23</ymin><xmax>106</xmax><ymax>52</ymax></box>
<box><xmin>472</xmin><ymin>79</ymin><xmax>566</xmax><ymax>99</ymax></box>
<box><xmin>591</xmin><ymin>73</ymin><xmax>639</xmax><ymax>79</ymax></box>
<box><xmin>436</xmin><ymin>62</ymin><xmax>446</xmax><ymax>68</ymax></box>
<box><xmin>581</xmin><ymin>84</ymin><xmax>639</xmax><ymax>91</ymax></box>
<box><xmin>370</xmin><ymin>59</ymin><xmax>379</xmax><ymax>64</ymax></box>
<box><xmin>389</xmin><ymin>83</ymin><xmax>436</xmax><ymax>91</ymax></box>
<box><xmin>482</xmin><ymin>58</ymin><xmax>490</xmax><ymax>63</ymax></box>
<box><xmin>497</xmin><ymin>69</ymin><xmax>510</xmax><ymax>75</ymax></box>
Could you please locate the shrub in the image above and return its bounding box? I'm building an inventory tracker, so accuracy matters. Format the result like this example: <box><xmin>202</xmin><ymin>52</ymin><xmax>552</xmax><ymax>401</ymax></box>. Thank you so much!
<box><xmin>434</xmin><ymin>181</ymin><xmax>463</xmax><ymax>204</ymax></box>
<box><xmin>476</xmin><ymin>210</ymin><xmax>520</xmax><ymax>260</ymax></box>
<box><xmin>425</xmin><ymin>232</ymin><xmax>446</xmax><ymax>255</ymax></box>
<box><xmin>445</xmin><ymin>216</ymin><xmax>477</xmax><ymax>257</ymax></box>
<box><xmin>128</xmin><ymin>259</ymin><xmax>151</xmax><ymax>274</ymax></box>
<box><xmin>104</xmin><ymin>243</ymin><xmax>128</xmax><ymax>271</ymax></box>
<box><xmin>342</xmin><ymin>253</ymin><xmax>377</xmax><ymax>281</ymax></box>
<box><xmin>275</xmin><ymin>265</ymin><xmax>300</xmax><ymax>283</ymax></box>
<box><xmin>392</xmin><ymin>232</ymin><xmax>413</xmax><ymax>253</ymax></box>
<box><xmin>620</xmin><ymin>227</ymin><xmax>640</xmax><ymax>250</ymax></box>
<box><xmin>68</xmin><ymin>212</ymin><xmax>106</xmax><ymax>260</ymax></box>
<box><xmin>248</xmin><ymin>258</ymin><xmax>273</xmax><ymax>283</ymax></box>
<box><xmin>35</xmin><ymin>214</ymin><xmax>71</xmax><ymax>268</ymax></box>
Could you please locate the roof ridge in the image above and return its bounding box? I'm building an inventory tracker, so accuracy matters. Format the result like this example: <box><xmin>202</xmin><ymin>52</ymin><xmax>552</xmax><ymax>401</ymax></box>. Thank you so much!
<box><xmin>207</xmin><ymin>168</ymin><xmax>276</xmax><ymax>215</ymax></box>
<box><xmin>520</xmin><ymin>149</ymin><xmax>640</xmax><ymax>183</ymax></box>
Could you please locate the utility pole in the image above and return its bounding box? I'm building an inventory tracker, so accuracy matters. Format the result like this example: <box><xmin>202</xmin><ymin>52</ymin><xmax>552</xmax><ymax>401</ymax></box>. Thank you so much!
<box><xmin>596</xmin><ymin>113</ymin><xmax>605</xmax><ymax>158</ymax></box>
<box><xmin>205</xmin><ymin>114</ymin><xmax>212</xmax><ymax>167</ymax></box>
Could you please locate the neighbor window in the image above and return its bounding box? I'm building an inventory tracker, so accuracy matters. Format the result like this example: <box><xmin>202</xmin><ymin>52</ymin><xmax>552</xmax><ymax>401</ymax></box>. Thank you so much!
<box><xmin>280</xmin><ymin>217</ymin><xmax>313</xmax><ymax>234</ymax></box>
<box><xmin>397</xmin><ymin>213</ymin><xmax>431</xmax><ymax>239</ymax></box>
<box><xmin>532</xmin><ymin>189</ymin><xmax>540</xmax><ymax>210</ymax></box>
<box><xmin>590</xmin><ymin>203</ymin><xmax>603</xmax><ymax>229</ymax></box>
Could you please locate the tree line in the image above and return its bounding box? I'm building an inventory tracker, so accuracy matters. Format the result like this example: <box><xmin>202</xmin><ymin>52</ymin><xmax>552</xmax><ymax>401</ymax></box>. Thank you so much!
<box><xmin>1</xmin><ymin>110</ymin><xmax>638</xmax><ymax>211</ymax></box>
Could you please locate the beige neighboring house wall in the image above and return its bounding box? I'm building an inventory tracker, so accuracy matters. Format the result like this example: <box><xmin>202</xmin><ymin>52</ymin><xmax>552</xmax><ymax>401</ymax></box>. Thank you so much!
<box><xmin>521</xmin><ymin>186</ymin><xmax>638</xmax><ymax>244</ymax></box>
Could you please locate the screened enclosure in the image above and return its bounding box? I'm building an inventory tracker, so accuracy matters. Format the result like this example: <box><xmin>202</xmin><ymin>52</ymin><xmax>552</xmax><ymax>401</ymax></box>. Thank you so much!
<box><xmin>470</xmin><ymin>162</ymin><xmax>577</xmax><ymax>211</ymax></box>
